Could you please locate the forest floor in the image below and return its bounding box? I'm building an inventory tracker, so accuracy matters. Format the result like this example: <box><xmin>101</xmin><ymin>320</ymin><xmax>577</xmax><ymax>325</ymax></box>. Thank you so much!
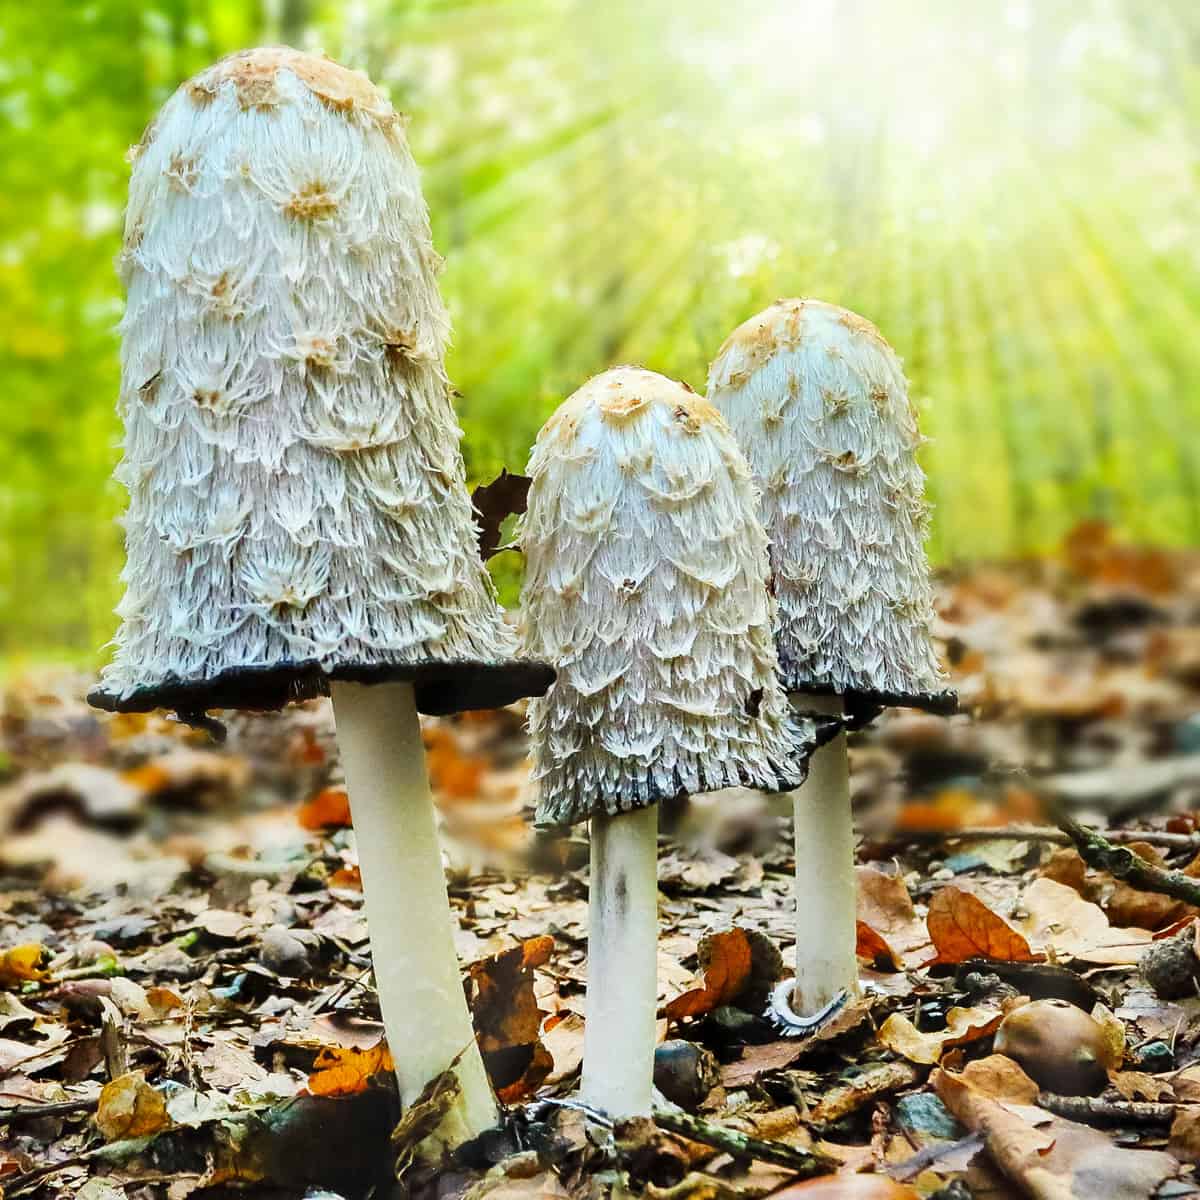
<box><xmin>5</xmin><ymin>522</ymin><xmax>1200</xmax><ymax>1200</ymax></box>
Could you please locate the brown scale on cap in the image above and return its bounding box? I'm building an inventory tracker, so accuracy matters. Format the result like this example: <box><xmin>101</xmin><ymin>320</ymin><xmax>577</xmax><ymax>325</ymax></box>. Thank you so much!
<box><xmin>193</xmin><ymin>47</ymin><xmax>395</xmax><ymax>123</ymax></box>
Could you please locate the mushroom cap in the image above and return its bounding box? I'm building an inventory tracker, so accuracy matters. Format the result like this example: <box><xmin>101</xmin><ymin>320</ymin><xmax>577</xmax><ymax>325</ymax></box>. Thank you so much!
<box><xmin>87</xmin><ymin>48</ymin><xmax>552</xmax><ymax>720</ymax></box>
<box><xmin>520</xmin><ymin>366</ymin><xmax>822</xmax><ymax>827</ymax></box>
<box><xmin>707</xmin><ymin>299</ymin><xmax>955</xmax><ymax>720</ymax></box>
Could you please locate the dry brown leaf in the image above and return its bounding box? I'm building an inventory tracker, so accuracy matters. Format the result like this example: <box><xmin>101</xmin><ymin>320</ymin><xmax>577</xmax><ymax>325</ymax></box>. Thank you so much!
<box><xmin>1169</xmin><ymin>1105</ymin><xmax>1200</xmax><ymax>1163</ymax></box>
<box><xmin>297</xmin><ymin>786</ymin><xmax>351</xmax><ymax>830</ymax></box>
<box><xmin>471</xmin><ymin>469</ymin><xmax>531</xmax><ymax>561</ymax></box>
<box><xmin>1012</xmin><ymin>878</ymin><xmax>1153</xmax><ymax>965</ymax></box>
<box><xmin>663</xmin><ymin>928</ymin><xmax>754</xmax><ymax>1020</ymax></box>
<box><xmin>1110</xmin><ymin>1071</ymin><xmax>1175</xmax><ymax>1102</ymax></box>
<box><xmin>855</xmin><ymin>921</ymin><xmax>901</xmax><ymax>971</ymax></box>
<box><xmin>932</xmin><ymin>1068</ymin><xmax>1067</xmax><ymax>1199</ymax></box>
<box><xmin>958</xmin><ymin>1053</ymin><xmax>1040</xmax><ymax>1103</ymax></box>
<box><xmin>0</xmin><ymin>944</ymin><xmax>50</xmax><ymax>986</ymax></box>
<box><xmin>856</xmin><ymin>866</ymin><xmax>930</xmax><ymax>968</ymax></box>
<box><xmin>96</xmin><ymin>1071</ymin><xmax>170</xmax><ymax>1141</ymax></box>
<box><xmin>926</xmin><ymin>886</ymin><xmax>1039</xmax><ymax>965</ymax></box>
<box><xmin>307</xmin><ymin>1041</ymin><xmax>395</xmax><ymax>1097</ymax></box>
<box><xmin>935</xmin><ymin>1065</ymin><xmax>1180</xmax><ymax>1199</ymax></box>
<box><xmin>1172</xmin><ymin>1065</ymin><xmax>1200</xmax><ymax>1102</ymax></box>
<box><xmin>466</xmin><ymin>936</ymin><xmax>555</xmax><ymax>1103</ymax></box>
<box><xmin>878</xmin><ymin>1005</ymin><xmax>1003</xmax><ymax>1065</ymax></box>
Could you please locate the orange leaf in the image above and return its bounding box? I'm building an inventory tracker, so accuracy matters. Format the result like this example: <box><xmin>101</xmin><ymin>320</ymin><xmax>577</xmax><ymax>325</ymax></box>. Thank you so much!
<box><xmin>926</xmin><ymin>886</ymin><xmax>1040</xmax><ymax>965</ymax></box>
<box><xmin>307</xmin><ymin>1042</ymin><xmax>394</xmax><ymax>1097</ymax></box>
<box><xmin>466</xmin><ymin>936</ymin><xmax>555</xmax><ymax>1103</ymax></box>
<box><xmin>329</xmin><ymin>865</ymin><xmax>363</xmax><ymax>890</ymax></box>
<box><xmin>663</xmin><ymin>928</ymin><xmax>754</xmax><ymax>1020</ymax></box>
<box><xmin>855</xmin><ymin>921</ymin><xmax>901</xmax><ymax>971</ymax></box>
<box><xmin>297</xmin><ymin>787</ymin><xmax>351</xmax><ymax>831</ymax></box>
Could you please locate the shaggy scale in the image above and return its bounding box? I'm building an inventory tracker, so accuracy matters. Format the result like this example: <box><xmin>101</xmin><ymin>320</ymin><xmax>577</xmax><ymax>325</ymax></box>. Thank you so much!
<box><xmin>89</xmin><ymin>48</ymin><xmax>549</xmax><ymax>718</ymax></box>
<box><xmin>521</xmin><ymin>366</ymin><xmax>819</xmax><ymax>827</ymax></box>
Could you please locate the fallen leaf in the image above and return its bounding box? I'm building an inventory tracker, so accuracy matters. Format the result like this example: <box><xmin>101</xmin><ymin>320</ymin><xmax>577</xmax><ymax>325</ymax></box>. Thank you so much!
<box><xmin>297</xmin><ymin>787</ymin><xmax>351</xmax><ymax>830</ymax></box>
<box><xmin>0</xmin><ymin>944</ymin><xmax>50</xmax><ymax>986</ymax></box>
<box><xmin>926</xmin><ymin>887</ymin><xmax>1039</xmax><ymax>965</ymax></box>
<box><xmin>466</xmin><ymin>936</ymin><xmax>554</xmax><ymax>1103</ymax></box>
<box><xmin>471</xmin><ymin>469</ymin><xmax>531</xmax><ymax>560</ymax></box>
<box><xmin>957</xmin><ymin>1053</ymin><xmax>1040</xmax><ymax>1103</ymax></box>
<box><xmin>878</xmin><ymin>1005</ymin><xmax>1003</xmax><ymax>1065</ymax></box>
<box><xmin>935</xmin><ymin>1066</ymin><xmax>1180</xmax><ymax>1199</ymax></box>
<box><xmin>96</xmin><ymin>1071</ymin><xmax>171</xmax><ymax>1140</ymax></box>
<box><xmin>1169</xmin><ymin>1104</ymin><xmax>1200</xmax><ymax>1163</ymax></box>
<box><xmin>329</xmin><ymin>865</ymin><xmax>363</xmax><ymax>890</ymax></box>
<box><xmin>1111</xmin><ymin>1071</ymin><xmax>1174</xmax><ymax>1102</ymax></box>
<box><xmin>856</xmin><ymin>921</ymin><xmax>902</xmax><ymax>971</ymax></box>
<box><xmin>856</xmin><ymin>866</ymin><xmax>931</xmax><ymax>969</ymax></box>
<box><xmin>307</xmin><ymin>1041</ymin><xmax>395</xmax><ymax>1097</ymax></box>
<box><xmin>1012</xmin><ymin>878</ymin><xmax>1153</xmax><ymax>964</ymax></box>
<box><xmin>932</xmin><ymin>1068</ymin><xmax>1065</xmax><ymax>1198</ymax></box>
<box><xmin>663</xmin><ymin>928</ymin><xmax>759</xmax><ymax>1019</ymax></box>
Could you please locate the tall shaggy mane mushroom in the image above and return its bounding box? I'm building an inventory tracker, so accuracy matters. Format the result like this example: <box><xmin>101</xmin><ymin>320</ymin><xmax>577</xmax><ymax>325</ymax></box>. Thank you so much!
<box><xmin>88</xmin><ymin>46</ymin><xmax>551</xmax><ymax>722</ymax></box>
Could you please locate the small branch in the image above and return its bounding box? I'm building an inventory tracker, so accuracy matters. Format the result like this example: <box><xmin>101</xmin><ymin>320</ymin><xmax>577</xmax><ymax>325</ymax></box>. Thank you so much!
<box><xmin>652</xmin><ymin>1108</ymin><xmax>839</xmax><ymax>1177</ymax></box>
<box><xmin>1037</xmin><ymin>1092</ymin><xmax>1175</xmax><ymax>1127</ymax></box>
<box><xmin>1047</xmin><ymin>800</ymin><xmax>1200</xmax><ymax>908</ymax></box>
<box><xmin>891</xmin><ymin>825</ymin><xmax>1200</xmax><ymax>852</ymax></box>
<box><xmin>0</xmin><ymin>1098</ymin><xmax>97</xmax><ymax>1125</ymax></box>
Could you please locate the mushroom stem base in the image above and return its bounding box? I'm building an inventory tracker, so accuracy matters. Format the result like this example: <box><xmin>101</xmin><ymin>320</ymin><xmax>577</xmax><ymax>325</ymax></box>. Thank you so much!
<box><xmin>330</xmin><ymin>681</ymin><xmax>498</xmax><ymax>1148</ymax></box>
<box><xmin>582</xmin><ymin>803</ymin><xmax>659</xmax><ymax>1118</ymax></box>
<box><xmin>789</xmin><ymin>691</ymin><xmax>859</xmax><ymax>1017</ymax></box>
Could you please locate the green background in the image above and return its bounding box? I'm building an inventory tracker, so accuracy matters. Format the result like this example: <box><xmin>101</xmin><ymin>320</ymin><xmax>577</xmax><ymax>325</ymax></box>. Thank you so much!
<box><xmin>3</xmin><ymin>0</ymin><xmax>1198</xmax><ymax>664</ymax></box>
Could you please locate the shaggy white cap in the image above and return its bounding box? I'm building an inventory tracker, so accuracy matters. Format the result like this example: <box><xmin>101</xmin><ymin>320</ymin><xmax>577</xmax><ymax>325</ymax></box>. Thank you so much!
<box><xmin>520</xmin><ymin>367</ymin><xmax>821</xmax><ymax>827</ymax></box>
<box><xmin>707</xmin><ymin>299</ymin><xmax>954</xmax><ymax>715</ymax></box>
<box><xmin>89</xmin><ymin>48</ymin><xmax>552</xmax><ymax>719</ymax></box>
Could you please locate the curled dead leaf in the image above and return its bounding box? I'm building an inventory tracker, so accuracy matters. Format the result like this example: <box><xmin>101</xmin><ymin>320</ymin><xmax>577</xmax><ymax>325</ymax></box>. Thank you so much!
<box><xmin>878</xmin><ymin>1005</ymin><xmax>1003</xmax><ymax>1065</ymax></box>
<box><xmin>663</xmin><ymin>927</ymin><xmax>782</xmax><ymax>1020</ymax></box>
<box><xmin>856</xmin><ymin>921</ymin><xmax>902</xmax><ymax>971</ymax></box>
<box><xmin>96</xmin><ymin>1070</ymin><xmax>171</xmax><ymax>1140</ymax></box>
<box><xmin>466</xmin><ymin>935</ymin><xmax>554</xmax><ymax>1103</ymax></box>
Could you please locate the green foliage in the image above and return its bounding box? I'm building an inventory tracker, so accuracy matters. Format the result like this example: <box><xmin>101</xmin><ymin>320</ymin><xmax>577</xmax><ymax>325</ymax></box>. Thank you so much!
<box><xmin>3</xmin><ymin>0</ymin><xmax>1200</xmax><ymax>662</ymax></box>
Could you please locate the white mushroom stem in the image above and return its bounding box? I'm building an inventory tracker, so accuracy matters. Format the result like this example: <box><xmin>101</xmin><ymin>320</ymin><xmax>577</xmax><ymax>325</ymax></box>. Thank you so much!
<box><xmin>330</xmin><ymin>681</ymin><xmax>498</xmax><ymax>1145</ymax></box>
<box><xmin>581</xmin><ymin>804</ymin><xmax>659</xmax><ymax>1118</ymax></box>
<box><xmin>789</xmin><ymin>692</ymin><xmax>859</xmax><ymax>1016</ymax></box>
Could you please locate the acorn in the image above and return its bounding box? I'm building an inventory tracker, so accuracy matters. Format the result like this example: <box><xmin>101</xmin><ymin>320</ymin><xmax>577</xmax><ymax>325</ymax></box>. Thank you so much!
<box><xmin>653</xmin><ymin>1039</ymin><xmax>721</xmax><ymax>1111</ymax></box>
<box><xmin>993</xmin><ymin>998</ymin><xmax>1112</xmax><ymax>1095</ymax></box>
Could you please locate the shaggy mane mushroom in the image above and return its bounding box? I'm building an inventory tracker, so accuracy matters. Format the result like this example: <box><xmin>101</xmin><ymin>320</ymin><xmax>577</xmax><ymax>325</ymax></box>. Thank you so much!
<box><xmin>87</xmin><ymin>47</ymin><xmax>553</xmax><ymax>1150</ymax></box>
<box><xmin>708</xmin><ymin>299</ymin><xmax>956</xmax><ymax>1029</ymax></box>
<box><xmin>520</xmin><ymin>365</ymin><xmax>820</xmax><ymax>1114</ymax></box>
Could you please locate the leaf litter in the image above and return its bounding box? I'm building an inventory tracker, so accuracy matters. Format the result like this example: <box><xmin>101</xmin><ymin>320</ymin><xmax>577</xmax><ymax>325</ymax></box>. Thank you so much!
<box><xmin>4</xmin><ymin>529</ymin><xmax>1200</xmax><ymax>1196</ymax></box>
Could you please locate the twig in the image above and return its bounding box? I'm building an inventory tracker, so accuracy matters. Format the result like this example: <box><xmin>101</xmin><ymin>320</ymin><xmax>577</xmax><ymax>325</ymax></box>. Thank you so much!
<box><xmin>0</xmin><ymin>1098</ymin><xmax>97</xmax><ymax>1124</ymax></box>
<box><xmin>652</xmin><ymin>1108</ymin><xmax>839</xmax><ymax>1177</ymax></box>
<box><xmin>1047</xmin><ymin>799</ymin><xmax>1200</xmax><ymax>907</ymax></box>
<box><xmin>5</xmin><ymin>1152</ymin><xmax>94</xmax><ymax>1196</ymax></box>
<box><xmin>1037</xmin><ymin>1092</ymin><xmax>1175</xmax><ymax>1126</ymax></box>
<box><xmin>893</xmin><ymin>825</ymin><xmax>1200</xmax><ymax>852</ymax></box>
